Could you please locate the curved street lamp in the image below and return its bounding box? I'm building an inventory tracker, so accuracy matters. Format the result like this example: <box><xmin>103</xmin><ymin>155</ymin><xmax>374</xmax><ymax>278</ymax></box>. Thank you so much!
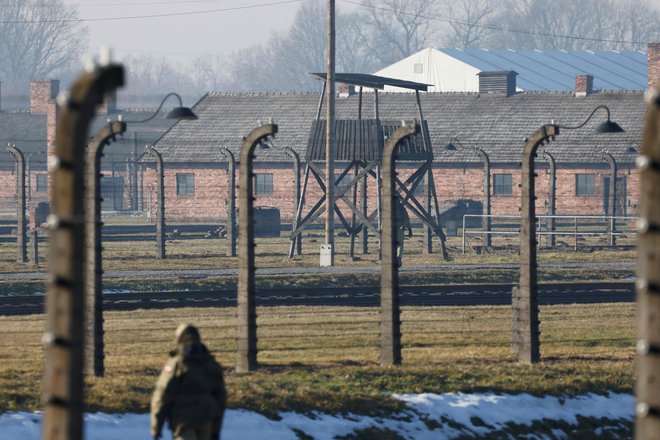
<box><xmin>445</xmin><ymin>137</ymin><xmax>492</xmax><ymax>248</ymax></box>
<box><xmin>120</xmin><ymin>92</ymin><xmax>198</xmax><ymax>123</ymax></box>
<box><xmin>514</xmin><ymin>105</ymin><xmax>624</xmax><ymax>365</ymax></box>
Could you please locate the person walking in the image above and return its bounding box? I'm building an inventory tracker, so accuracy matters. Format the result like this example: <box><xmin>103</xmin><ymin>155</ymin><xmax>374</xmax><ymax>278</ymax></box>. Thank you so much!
<box><xmin>151</xmin><ymin>324</ymin><xmax>226</xmax><ymax>440</ymax></box>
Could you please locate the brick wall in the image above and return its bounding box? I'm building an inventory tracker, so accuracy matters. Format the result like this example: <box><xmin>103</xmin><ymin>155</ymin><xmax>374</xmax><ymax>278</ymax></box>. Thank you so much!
<box><xmin>30</xmin><ymin>80</ymin><xmax>59</xmax><ymax>115</ymax></box>
<box><xmin>46</xmin><ymin>101</ymin><xmax>58</xmax><ymax>199</ymax></box>
<box><xmin>649</xmin><ymin>43</ymin><xmax>660</xmax><ymax>89</ymax></box>
<box><xmin>143</xmin><ymin>163</ymin><xmax>639</xmax><ymax>224</ymax></box>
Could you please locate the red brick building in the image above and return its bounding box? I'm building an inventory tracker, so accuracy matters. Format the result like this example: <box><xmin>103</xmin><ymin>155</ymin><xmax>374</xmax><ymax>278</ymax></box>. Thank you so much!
<box><xmin>148</xmin><ymin>85</ymin><xmax>643</xmax><ymax>226</ymax></box>
<box><xmin>0</xmin><ymin>80</ymin><xmax>178</xmax><ymax>216</ymax></box>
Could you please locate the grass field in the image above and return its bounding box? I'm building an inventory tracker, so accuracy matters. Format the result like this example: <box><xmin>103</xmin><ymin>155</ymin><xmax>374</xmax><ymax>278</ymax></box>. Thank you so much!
<box><xmin>0</xmin><ymin>303</ymin><xmax>635</xmax><ymax>417</ymax></box>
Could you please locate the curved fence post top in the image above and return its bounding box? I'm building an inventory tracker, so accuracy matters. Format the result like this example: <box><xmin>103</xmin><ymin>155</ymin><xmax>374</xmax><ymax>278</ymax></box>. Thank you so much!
<box><xmin>220</xmin><ymin>145</ymin><xmax>235</xmax><ymax>160</ymax></box>
<box><xmin>88</xmin><ymin>122</ymin><xmax>127</xmax><ymax>155</ymax></box>
<box><xmin>240</xmin><ymin>122</ymin><xmax>278</xmax><ymax>159</ymax></box>
<box><xmin>601</xmin><ymin>150</ymin><xmax>616</xmax><ymax>165</ymax></box>
<box><xmin>7</xmin><ymin>144</ymin><xmax>24</xmax><ymax>161</ymax></box>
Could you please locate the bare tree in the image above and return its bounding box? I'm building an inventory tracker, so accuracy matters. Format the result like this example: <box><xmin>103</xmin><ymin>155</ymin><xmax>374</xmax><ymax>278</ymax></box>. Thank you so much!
<box><xmin>442</xmin><ymin>0</ymin><xmax>501</xmax><ymax>49</ymax></box>
<box><xmin>0</xmin><ymin>0</ymin><xmax>87</xmax><ymax>90</ymax></box>
<box><xmin>494</xmin><ymin>0</ymin><xmax>660</xmax><ymax>51</ymax></box>
<box><xmin>357</xmin><ymin>0</ymin><xmax>440</xmax><ymax>66</ymax></box>
<box><xmin>223</xmin><ymin>0</ymin><xmax>376</xmax><ymax>92</ymax></box>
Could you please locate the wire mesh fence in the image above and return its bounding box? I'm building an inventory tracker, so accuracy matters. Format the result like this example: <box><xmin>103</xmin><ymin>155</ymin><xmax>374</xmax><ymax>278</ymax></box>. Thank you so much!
<box><xmin>0</xmin><ymin>302</ymin><xmax>635</xmax><ymax>381</ymax></box>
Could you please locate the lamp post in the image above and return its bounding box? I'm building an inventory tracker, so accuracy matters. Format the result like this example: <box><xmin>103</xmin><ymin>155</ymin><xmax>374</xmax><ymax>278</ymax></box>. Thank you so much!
<box><xmin>514</xmin><ymin>105</ymin><xmax>624</xmax><ymax>364</ymax></box>
<box><xmin>445</xmin><ymin>138</ymin><xmax>492</xmax><ymax>248</ymax></box>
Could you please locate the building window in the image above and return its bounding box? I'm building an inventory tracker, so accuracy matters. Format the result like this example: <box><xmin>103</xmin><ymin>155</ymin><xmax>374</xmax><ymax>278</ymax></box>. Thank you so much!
<box><xmin>414</xmin><ymin>63</ymin><xmax>424</xmax><ymax>74</ymax></box>
<box><xmin>176</xmin><ymin>173</ymin><xmax>195</xmax><ymax>196</ymax></box>
<box><xmin>254</xmin><ymin>173</ymin><xmax>273</xmax><ymax>196</ymax></box>
<box><xmin>576</xmin><ymin>174</ymin><xmax>596</xmax><ymax>196</ymax></box>
<box><xmin>493</xmin><ymin>174</ymin><xmax>512</xmax><ymax>195</ymax></box>
<box><xmin>35</xmin><ymin>174</ymin><xmax>48</xmax><ymax>193</ymax></box>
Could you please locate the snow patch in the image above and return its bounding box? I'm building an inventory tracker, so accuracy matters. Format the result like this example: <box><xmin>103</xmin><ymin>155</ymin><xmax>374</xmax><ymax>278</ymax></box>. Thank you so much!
<box><xmin>0</xmin><ymin>392</ymin><xmax>634</xmax><ymax>439</ymax></box>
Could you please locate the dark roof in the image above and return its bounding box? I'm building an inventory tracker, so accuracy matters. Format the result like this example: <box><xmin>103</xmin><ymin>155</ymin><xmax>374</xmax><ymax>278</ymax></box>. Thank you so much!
<box><xmin>153</xmin><ymin>91</ymin><xmax>644</xmax><ymax>165</ymax></box>
<box><xmin>312</xmin><ymin>73</ymin><xmax>431</xmax><ymax>91</ymax></box>
<box><xmin>306</xmin><ymin>119</ymin><xmax>432</xmax><ymax>162</ymax></box>
<box><xmin>0</xmin><ymin>109</ymin><xmax>177</xmax><ymax>170</ymax></box>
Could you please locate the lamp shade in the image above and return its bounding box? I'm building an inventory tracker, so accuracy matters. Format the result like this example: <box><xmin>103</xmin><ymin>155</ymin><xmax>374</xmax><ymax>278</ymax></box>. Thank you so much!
<box><xmin>444</xmin><ymin>142</ymin><xmax>457</xmax><ymax>150</ymax></box>
<box><xmin>165</xmin><ymin>107</ymin><xmax>198</xmax><ymax>120</ymax></box>
<box><xmin>594</xmin><ymin>120</ymin><xmax>624</xmax><ymax>134</ymax></box>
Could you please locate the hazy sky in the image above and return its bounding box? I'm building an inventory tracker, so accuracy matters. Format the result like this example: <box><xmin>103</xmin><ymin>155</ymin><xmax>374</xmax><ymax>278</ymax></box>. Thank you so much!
<box><xmin>66</xmin><ymin>0</ymin><xmax>660</xmax><ymax>66</ymax></box>
<box><xmin>64</xmin><ymin>0</ymin><xmax>351</xmax><ymax>64</ymax></box>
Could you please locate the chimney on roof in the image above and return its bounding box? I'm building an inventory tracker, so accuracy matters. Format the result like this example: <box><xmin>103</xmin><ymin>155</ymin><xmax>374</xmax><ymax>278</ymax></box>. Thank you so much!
<box><xmin>648</xmin><ymin>42</ymin><xmax>660</xmax><ymax>89</ymax></box>
<box><xmin>337</xmin><ymin>83</ymin><xmax>356</xmax><ymax>97</ymax></box>
<box><xmin>30</xmin><ymin>80</ymin><xmax>59</xmax><ymax>115</ymax></box>
<box><xmin>477</xmin><ymin>71</ymin><xmax>517</xmax><ymax>97</ymax></box>
<box><xmin>575</xmin><ymin>74</ymin><xmax>594</xmax><ymax>97</ymax></box>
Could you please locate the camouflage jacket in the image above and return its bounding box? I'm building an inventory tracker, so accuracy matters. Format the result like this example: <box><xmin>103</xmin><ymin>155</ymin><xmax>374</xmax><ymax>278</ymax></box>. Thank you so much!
<box><xmin>150</xmin><ymin>343</ymin><xmax>226</xmax><ymax>438</ymax></box>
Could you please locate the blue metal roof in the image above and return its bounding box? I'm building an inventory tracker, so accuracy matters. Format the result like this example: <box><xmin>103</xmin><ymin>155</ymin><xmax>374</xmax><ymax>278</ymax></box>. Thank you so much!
<box><xmin>440</xmin><ymin>48</ymin><xmax>647</xmax><ymax>91</ymax></box>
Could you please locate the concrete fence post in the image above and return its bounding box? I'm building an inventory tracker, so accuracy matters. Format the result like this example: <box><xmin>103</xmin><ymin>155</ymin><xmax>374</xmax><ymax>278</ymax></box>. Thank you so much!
<box><xmin>7</xmin><ymin>144</ymin><xmax>27</xmax><ymax>263</ymax></box>
<box><xmin>380</xmin><ymin>122</ymin><xmax>419</xmax><ymax>366</ymax></box>
<box><xmin>601</xmin><ymin>151</ymin><xmax>617</xmax><ymax>246</ymax></box>
<box><xmin>30</xmin><ymin>229</ymin><xmax>39</xmax><ymax>266</ymax></box>
<box><xmin>236</xmin><ymin>122</ymin><xmax>278</xmax><ymax>373</ymax></box>
<box><xmin>285</xmin><ymin>146</ymin><xmax>302</xmax><ymax>256</ymax></box>
<box><xmin>541</xmin><ymin>150</ymin><xmax>556</xmax><ymax>248</ymax></box>
<box><xmin>220</xmin><ymin>146</ymin><xmax>237</xmax><ymax>257</ymax></box>
<box><xmin>42</xmin><ymin>60</ymin><xmax>124</xmax><ymax>440</ymax></box>
<box><xmin>634</xmin><ymin>86</ymin><xmax>660</xmax><ymax>439</ymax></box>
<box><xmin>145</xmin><ymin>146</ymin><xmax>165</xmax><ymax>259</ymax></box>
<box><xmin>515</xmin><ymin>124</ymin><xmax>559</xmax><ymax>364</ymax></box>
<box><xmin>474</xmin><ymin>147</ymin><xmax>491</xmax><ymax>248</ymax></box>
<box><xmin>84</xmin><ymin>121</ymin><xmax>127</xmax><ymax>377</ymax></box>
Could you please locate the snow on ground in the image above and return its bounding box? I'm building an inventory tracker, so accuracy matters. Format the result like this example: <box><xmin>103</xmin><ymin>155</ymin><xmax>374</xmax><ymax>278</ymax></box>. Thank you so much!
<box><xmin>0</xmin><ymin>392</ymin><xmax>634</xmax><ymax>439</ymax></box>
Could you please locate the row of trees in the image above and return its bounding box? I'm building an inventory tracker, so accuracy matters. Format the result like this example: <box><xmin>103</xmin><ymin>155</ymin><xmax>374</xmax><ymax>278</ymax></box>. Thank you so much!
<box><xmin>1</xmin><ymin>0</ymin><xmax>659</xmax><ymax>101</ymax></box>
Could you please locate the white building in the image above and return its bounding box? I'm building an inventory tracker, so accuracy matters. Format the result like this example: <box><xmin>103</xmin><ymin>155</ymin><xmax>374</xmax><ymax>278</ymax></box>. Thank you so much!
<box><xmin>374</xmin><ymin>47</ymin><xmax>647</xmax><ymax>93</ymax></box>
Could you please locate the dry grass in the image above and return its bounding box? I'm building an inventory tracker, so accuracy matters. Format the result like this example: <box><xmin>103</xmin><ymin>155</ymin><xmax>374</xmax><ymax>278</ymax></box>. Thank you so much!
<box><xmin>0</xmin><ymin>302</ymin><xmax>635</xmax><ymax>416</ymax></box>
<box><xmin>0</xmin><ymin>228</ymin><xmax>637</xmax><ymax>274</ymax></box>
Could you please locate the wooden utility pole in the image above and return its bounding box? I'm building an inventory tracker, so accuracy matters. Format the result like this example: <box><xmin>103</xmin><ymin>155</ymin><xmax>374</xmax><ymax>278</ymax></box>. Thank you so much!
<box><xmin>322</xmin><ymin>0</ymin><xmax>335</xmax><ymax>267</ymax></box>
